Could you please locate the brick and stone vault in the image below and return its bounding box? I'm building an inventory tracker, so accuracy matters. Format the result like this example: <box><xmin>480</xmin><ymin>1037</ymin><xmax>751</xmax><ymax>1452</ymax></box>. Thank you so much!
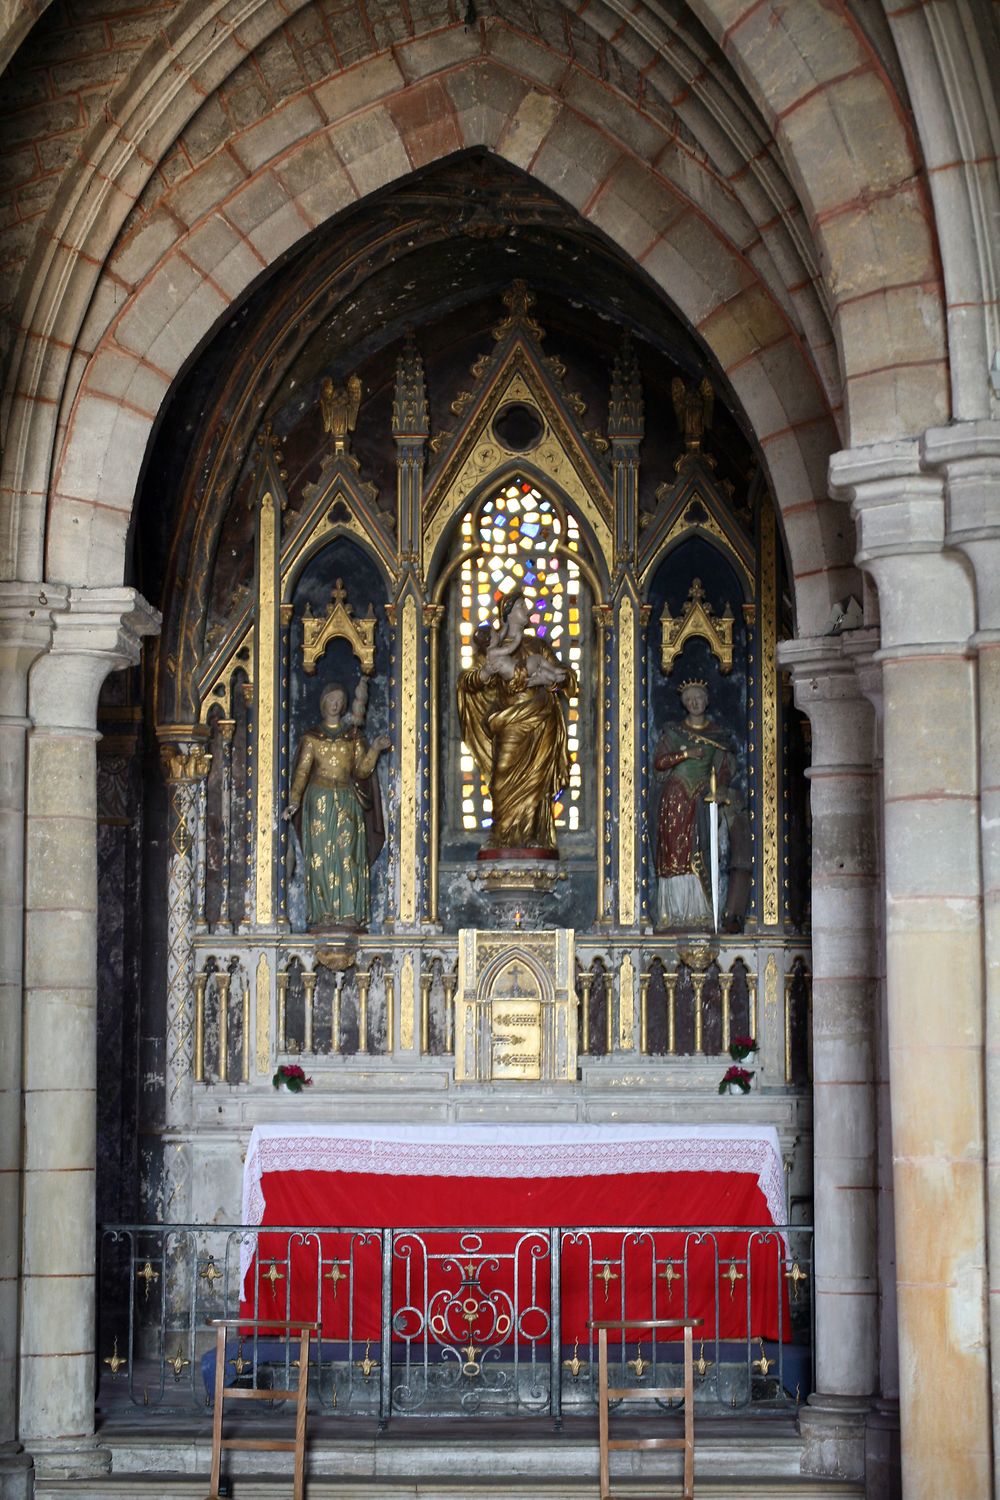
<box><xmin>3</xmin><ymin>0</ymin><xmax>982</xmax><ymax>624</ymax></box>
<box><xmin>1</xmin><ymin>3</ymin><xmax>1000</xmax><ymax>1500</ymax></box>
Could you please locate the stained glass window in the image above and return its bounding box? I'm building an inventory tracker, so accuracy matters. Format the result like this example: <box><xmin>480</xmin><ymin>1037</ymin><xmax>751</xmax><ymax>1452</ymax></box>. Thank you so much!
<box><xmin>457</xmin><ymin>478</ymin><xmax>583</xmax><ymax>833</ymax></box>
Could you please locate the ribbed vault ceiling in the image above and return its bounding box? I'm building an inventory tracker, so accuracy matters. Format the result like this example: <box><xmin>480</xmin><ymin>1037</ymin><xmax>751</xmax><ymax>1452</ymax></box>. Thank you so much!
<box><xmin>0</xmin><ymin>0</ymin><xmax>892</xmax><ymax>412</ymax></box>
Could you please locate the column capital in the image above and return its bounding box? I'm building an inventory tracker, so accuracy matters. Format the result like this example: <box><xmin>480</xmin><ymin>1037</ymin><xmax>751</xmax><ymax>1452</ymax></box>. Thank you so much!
<box><xmin>924</xmin><ymin>420</ymin><xmax>1000</xmax><ymax>633</ymax></box>
<box><xmin>778</xmin><ymin>630</ymin><xmax>878</xmax><ymax>696</ymax></box>
<box><xmin>28</xmin><ymin>586</ymin><xmax>160</xmax><ymax>733</ymax></box>
<box><xmin>829</xmin><ymin>440</ymin><xmax>943</xmax><ymax>561</ymax></box>
<box><xmin>829</xmin><ymin>442</ymin><xmax>974</xmax><ymax>651</ymax></box>
<box><xmin>922</xmin><ymin>419</ymin><xmax>1000</xmax><ymax>474</ymax></box>
<box><xmin>842</xmin><ymin>634</ymin><xmax>883</xmax><ymax>729</ymax></box>
<box><xmin>778</xmin><ymin>632</ymin><xmax>878</xmax><ymax>772</ymax></box>
<box><xmin>0</xmin><ymin>582</ymin><xmax>68</xmax><ymax>722</ymax></box>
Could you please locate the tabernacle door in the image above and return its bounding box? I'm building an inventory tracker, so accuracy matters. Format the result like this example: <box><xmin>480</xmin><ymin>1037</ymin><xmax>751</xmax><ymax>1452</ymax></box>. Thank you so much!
<box><xmin>454</xmin><ymin>929</ymin><xmax>576</xmax><ymax>1083</ymax></box>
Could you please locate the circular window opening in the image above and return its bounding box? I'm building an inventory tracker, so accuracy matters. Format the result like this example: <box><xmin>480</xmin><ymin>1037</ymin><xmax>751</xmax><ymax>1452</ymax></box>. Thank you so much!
<box><xmin>492</xmin><ymin>402</ymin><xmax>544</xmax><ymax>452</ymax></box>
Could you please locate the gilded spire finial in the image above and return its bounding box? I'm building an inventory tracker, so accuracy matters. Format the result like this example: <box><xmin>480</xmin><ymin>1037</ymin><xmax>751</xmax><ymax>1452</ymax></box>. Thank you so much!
<box><xmin>392</xmin><ymin>330</ymin><xmax>429</xmax><ymax>437</ymax></box>
<box><xmin>492</xmin><ymin>280</ymin><xmax>546</xmax><ymax>344</ymax></box>
<box><xmin>608</xmin><ymin>331</ymin><xmax>644</xmax><ymax>439</ymax></box>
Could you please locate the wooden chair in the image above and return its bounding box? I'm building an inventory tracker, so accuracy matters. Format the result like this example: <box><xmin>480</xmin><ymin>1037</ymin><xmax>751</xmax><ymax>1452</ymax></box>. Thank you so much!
<box><xmin>589</xmin><ymin>1317</ymin><xmax>703</xmax><ymax>1500</ymax></box>
<box><xmin>206</xmin><ymin>1317</ymin><xmax>320</xmax><ymax>1500</ymax></box>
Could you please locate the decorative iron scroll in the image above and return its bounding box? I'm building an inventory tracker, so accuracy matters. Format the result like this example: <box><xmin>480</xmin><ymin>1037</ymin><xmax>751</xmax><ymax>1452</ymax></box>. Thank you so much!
<box><xmin>393</xmin><ymin>1231</ymin><xmax>552</xmax><ymax>1414</ymax></box>
<box><xmin>98</xmin><ymin>1221</ymin><xmax>814</xmax><ymax>1422</ymax></box>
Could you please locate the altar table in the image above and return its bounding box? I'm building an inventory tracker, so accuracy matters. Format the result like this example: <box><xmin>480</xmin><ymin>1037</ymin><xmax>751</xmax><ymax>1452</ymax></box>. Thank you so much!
<box><xmin>240</xmin><ymin>1123</ymin><xmax>789</xmax><ymax>1342</ymax></box>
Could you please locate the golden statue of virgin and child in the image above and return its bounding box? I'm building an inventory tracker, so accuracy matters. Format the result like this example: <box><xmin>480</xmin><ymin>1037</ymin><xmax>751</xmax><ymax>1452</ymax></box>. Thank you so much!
<box><xmin>283</xmin><ymin>589</ymin><xmax>574</xmax><ymax>932</ymax></box>
<box><xmin>457</xmin><ymin>591</ymin><xmax>577</xmax><ymax>855</ymax></box>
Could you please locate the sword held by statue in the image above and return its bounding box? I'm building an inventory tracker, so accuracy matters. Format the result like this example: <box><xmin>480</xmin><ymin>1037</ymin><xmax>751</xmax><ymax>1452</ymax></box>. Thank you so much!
<box><xmin>704</xmin><ymin>764</ymin><xmax>729</xmax><ymax>934</ymax></box>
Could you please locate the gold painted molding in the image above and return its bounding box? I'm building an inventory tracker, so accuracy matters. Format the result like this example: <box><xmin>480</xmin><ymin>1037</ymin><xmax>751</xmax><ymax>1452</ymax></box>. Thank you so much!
<box><xmin>400</xmin><ymin>952</ymin><xmax>415</xmax><ymax>1051</ymax></box>
<box><xmin>398</xmin><ymin>596</ymin><xmax>419</xmax><ymax>924</ymax></box>
<box><xmin>761</xmin><ymin>513</ymin><xmax>779</xmax><ymax>925</ymax></box>
<box><xmin>255</xmin><ymin>952</ymin><xmax>270</xmax><ymax>1076</ymax></box>
<box><xmin>618</xmin><ymin>953</ymin><xmax>635</xmax><ymax>1049</ymax></box>
<box><xmin>617</xmin><ymin>597</ymin><xmax>636</xmax><ymax>927</ymax></box>
<box><xmin>255</xmin><ymin>492</ymin><xmax>276</xmax><ymax>927</ymax></box>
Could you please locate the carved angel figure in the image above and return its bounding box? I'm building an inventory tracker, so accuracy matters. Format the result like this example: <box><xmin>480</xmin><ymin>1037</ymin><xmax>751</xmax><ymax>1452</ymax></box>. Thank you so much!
<box><xmin>161</xmin><ymin>744</ymin><xmax>211</xmax><ymax>782</ymax></box>
<box><xmin>320</xmin><ymin>374</ymin><xmax>362</xmax><ymax>450</ymax></box>
<box><xmin>671</xmin><ymin>376</ymin><xmax>714</xmax><ymax>452</ymax></box>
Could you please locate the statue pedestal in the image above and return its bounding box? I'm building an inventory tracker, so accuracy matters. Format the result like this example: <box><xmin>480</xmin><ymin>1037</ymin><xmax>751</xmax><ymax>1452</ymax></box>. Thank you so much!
<box><xmin>466</xmin><ymin>855</ymin><xmax>567</xmax><ymax>929</ymax></box>
<box><xmin>454</xmin><ymin>927</ymin><xmax>577</xmax><ymax>1083</ymax></box>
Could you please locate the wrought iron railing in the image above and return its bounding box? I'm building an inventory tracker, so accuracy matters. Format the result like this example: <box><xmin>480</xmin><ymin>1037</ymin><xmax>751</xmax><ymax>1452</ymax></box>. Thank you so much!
<box><xmin>98</xmin><ymin>1222</ymin><xmax>813</xmax><ymax>1425</ymax></box>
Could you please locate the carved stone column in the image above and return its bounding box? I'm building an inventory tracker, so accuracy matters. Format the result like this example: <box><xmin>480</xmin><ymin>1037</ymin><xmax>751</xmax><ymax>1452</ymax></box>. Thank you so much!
<box><xmin>832</xmin><ymin>443</ymin><xmax>990</xmax><ymax>1500</ymax></box>
<box><xmin>19</xmin><ymin>587</ymin><xmax>158</xmax><ymax>1475</ymax></box>
<box><xmin>850</xmin><ymin>645</ymin><xmax>900</xmax><ymax>1500</ymax></box>
<box><xmin>608</xmin><ymin>335</ymin><xmax>643</xmax><ymax>932</ymax></box>
<box><xmin>780</xmin><ymin>633</ymin><xmax>879</xmax><ymax>1482</ymax></box>
<box><xmin>156</xmin><ymin>734</ymin><xmax>211</xmax><ymax>1224</ymax></box>
<box><xmin>0</xmin><ymin>582</ymin><xmax>64</xmax><ymax>1500</ymax></box>
<box><xmin>926</xmin><ymin>419</ymin><xmax>1000</xmax><ymax>1496</ymax></box>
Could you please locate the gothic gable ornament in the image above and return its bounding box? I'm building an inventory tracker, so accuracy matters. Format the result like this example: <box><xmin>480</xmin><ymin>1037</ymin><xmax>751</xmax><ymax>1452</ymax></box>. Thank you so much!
<box><xmin>301</xmin><ymin>578</ymin><xmax>378</xmax><ymax>675</ymax></box>
<box><xmin>422</xmin><ymin>282</ymin><xmax>613</xmax><ymax>572</ymax></box>
<box><xmin>660</xmin><ymin>578</ymin><xmax>735</xmax><ymax>674</ymax></box>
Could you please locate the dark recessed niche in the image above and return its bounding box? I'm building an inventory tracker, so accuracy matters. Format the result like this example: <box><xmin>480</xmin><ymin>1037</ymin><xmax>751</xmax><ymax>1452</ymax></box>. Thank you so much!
<box><xmin>492</xmin><ymin>402</ymin><xmax>543</xmax><ymax>452</ymax></box>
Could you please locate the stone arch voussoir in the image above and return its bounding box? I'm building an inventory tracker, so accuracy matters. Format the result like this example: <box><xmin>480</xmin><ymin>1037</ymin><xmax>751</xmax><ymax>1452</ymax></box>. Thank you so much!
<box><xmin>43</xmin><ymin>51</ymin><xmax>849</xmax><ymax>632</ymax></box>
<box><xmin>682</xmin><ymin>0</ymin><xmax>949</xmax><ymax>445</ymax></box>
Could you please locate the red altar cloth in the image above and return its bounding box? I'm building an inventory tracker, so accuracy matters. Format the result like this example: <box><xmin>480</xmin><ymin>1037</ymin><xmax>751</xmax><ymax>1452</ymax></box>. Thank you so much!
<box><xmin>240</xmin><ymin>1125</ymin><xmax>789</xmax><ymax>1343</ymax></box>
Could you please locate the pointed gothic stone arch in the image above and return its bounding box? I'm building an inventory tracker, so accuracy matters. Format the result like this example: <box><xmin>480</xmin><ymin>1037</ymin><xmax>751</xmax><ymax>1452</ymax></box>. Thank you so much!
<box><xmin>0</xmin><ymin>0</ymin><xmax>956</xmax><ymax>634</ymax></box>
<box><xmin>23</xmin><ymin>103</ymin><xmax>853</xmax><ymax>634</ymax></box>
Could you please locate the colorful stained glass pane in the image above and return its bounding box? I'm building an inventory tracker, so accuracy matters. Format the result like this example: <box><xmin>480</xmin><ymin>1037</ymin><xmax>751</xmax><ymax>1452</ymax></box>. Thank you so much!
<box><xmin>457</xmin><ymin>482</ymin><xmax>584</xmax><ymax>833</ymax></box>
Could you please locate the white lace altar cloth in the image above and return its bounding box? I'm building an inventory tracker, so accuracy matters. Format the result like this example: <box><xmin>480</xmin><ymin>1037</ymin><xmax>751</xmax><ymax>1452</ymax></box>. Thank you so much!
<box><xmin>240</xmin><ymin>1122</ymin><xmax>785</xmax><ymax>1296</ymax></box>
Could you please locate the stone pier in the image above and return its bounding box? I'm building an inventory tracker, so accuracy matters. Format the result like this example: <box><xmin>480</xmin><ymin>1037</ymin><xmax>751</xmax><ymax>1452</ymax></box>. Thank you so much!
<box><xmin>929</xmin><ymin>420</ymin><xmax>1000</xmax><ymax>1496</ymax></box>
<box><xmin>17</xmin><ymin>589</ymin><xmax>158</xmax><ymax>1479</ymax></box>
<box><xmin>0</xmin><ymin>584</ymin><xmax>61</xmax><ymax>1500</ymax></box>
<box><xmin>834</xmin><ymin>443</ymin><xmax>991</xmax><ymax>1500</ymax></box>
<box><xmin>781</xmin><ymin>634</ymin><xmax>879</xmax><ymax>1482</ymax></box>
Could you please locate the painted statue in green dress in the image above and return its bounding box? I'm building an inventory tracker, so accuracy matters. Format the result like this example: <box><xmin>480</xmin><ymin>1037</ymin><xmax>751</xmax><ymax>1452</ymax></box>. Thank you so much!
<box><xmin>283</xmin><ymin>682</ymin><xmax>390</xmax><ymax>932</ymax></box>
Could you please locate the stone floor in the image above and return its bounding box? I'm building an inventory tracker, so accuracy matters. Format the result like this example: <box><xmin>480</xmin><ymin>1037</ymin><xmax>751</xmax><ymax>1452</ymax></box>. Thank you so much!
<box><xmin>26</xmin><ymin>1413</ymin><xmax>865</xmax><ymax>1500</ymax></box>
<box><xmin>37</xmin><ymin>1481</ymin><xmax>866</xmax><ymax>1500</ymax></box>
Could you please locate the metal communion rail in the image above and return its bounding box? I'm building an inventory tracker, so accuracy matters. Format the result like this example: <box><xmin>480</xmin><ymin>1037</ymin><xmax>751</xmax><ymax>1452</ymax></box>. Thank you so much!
<box><xmin>97</xmin><ymin>1223</ymin><xmax>814</xmax><ymax>1426</ymax></box>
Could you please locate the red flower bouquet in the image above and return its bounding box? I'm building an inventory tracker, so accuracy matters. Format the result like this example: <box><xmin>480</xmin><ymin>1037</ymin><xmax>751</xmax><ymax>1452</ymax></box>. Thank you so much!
<box><xmin>728</xmin><ymin>1035</ymin><xmax>757</xmax><ymax>1063</ymax></box>
<box><xmin>272</xmin><ymin>1063</ymin><xmax>313</xmax><ymax>1093</ymax></box>
<box><xmin>719</xmin><ymin>1064</ymin><xmax>753</xmax><ymax>1095</ymax></box>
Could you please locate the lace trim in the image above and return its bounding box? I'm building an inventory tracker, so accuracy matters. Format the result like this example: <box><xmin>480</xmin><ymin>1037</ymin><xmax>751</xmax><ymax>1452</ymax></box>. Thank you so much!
<box><xmin>242</xmin><ymin>1134</ymin><xmax>785</xmax><ymax>1230</ymax></box>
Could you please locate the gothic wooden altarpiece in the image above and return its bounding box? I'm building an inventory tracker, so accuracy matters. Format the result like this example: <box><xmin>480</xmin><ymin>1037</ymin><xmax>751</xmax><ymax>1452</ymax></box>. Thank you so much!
<box><xmin>135</xmin><ymin>278</ymin><xmax>811</xmax><ymax>1228</ymax></box>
